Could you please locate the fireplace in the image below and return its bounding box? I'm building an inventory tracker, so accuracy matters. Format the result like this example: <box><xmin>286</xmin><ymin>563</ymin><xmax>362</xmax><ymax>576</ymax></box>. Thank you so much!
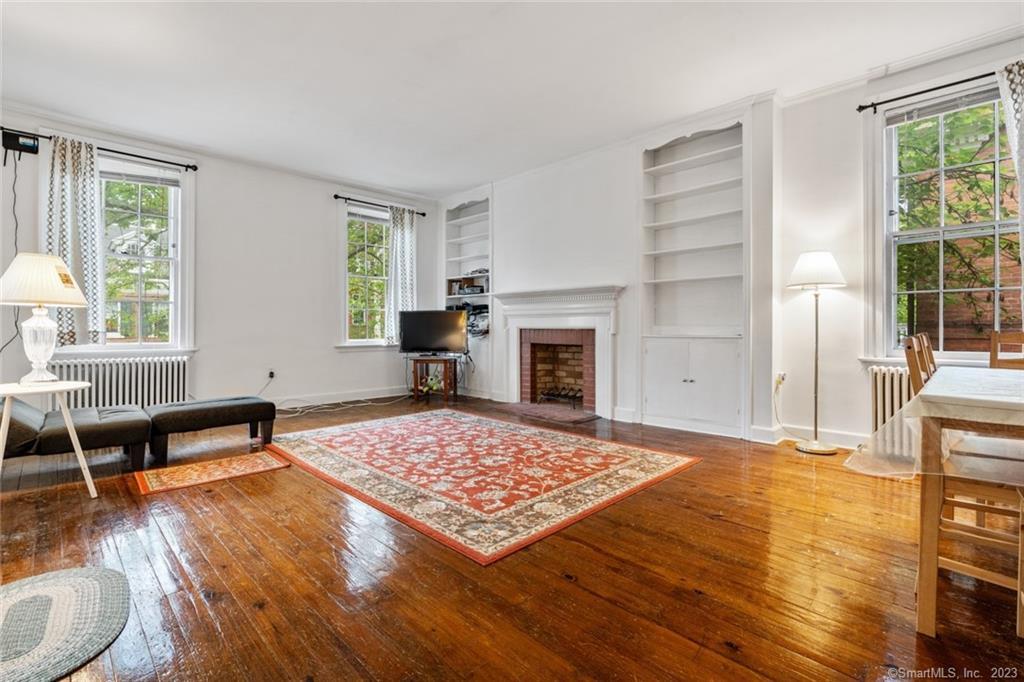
<box><xmin>520</xmin><ymin>329</ymin><xmax>595</xmax><ymax>412</ymax></box>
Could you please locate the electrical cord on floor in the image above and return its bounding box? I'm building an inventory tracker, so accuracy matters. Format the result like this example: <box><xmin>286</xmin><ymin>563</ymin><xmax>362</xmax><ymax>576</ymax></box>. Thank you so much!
<box><xmin>0</xmin><ymin>155</ymin><xmax>22</xmax><ymax>355</ymax></box>
<box><xmin>276</xmin><ymin>394</ymin><xmax>411</xmax><ymax>419</ymax></box>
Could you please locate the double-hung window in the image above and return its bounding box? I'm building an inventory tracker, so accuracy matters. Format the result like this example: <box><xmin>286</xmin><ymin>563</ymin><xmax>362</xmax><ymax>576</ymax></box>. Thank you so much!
<box><xmin>344</xmin><ymin>204</ymin><xmax>391</xmax><ymax>343</ymax></box>
<box><xmin>99</xmin><ymin>156</ymin><xmax>187</xmax><ymax>347</ymax></box>
<box><xmin>885</xmin><ymin>86</ymin><xmax>1020</xmax><ymax>353</ymax></box>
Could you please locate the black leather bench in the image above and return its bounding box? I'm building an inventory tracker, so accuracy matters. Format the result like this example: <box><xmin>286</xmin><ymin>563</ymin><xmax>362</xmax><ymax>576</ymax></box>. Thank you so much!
<box><xmin>4</xmin><ymin>399</ymin><xmax>151</xmax><ymax>470</ymax></box>
<box><xmin>146</xmin><ymin>396</ymin><xmax>276</xmax><ymax>462</ymax></box>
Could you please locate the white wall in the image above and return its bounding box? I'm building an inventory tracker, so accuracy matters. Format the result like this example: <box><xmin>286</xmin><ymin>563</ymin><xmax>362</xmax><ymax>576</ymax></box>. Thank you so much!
<box><xmin>776</xmin><ymin>87</ymin><xmax>869</xmax><ymax>443</ymax></box>
<box><xmin>0</xmin><ymin>109</ymin><xmax>440</xmax><ymax>403</ymax></box>
<box><xmin>487</xmin><ymin>144</ymin><xmax>641</xmax><ymax>420</ymax></box>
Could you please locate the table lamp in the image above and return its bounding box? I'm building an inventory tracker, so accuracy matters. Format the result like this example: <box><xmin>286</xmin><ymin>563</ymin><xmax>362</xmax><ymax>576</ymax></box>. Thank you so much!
<box><xmin>786</xmin><ymin>250</ymin><xmax>846</xmax><ymax>455</ymax></box>
<box><xmin>0</xmin><ymin>252</ymin><xmax>88</xmax><ymax>383</ymax></box>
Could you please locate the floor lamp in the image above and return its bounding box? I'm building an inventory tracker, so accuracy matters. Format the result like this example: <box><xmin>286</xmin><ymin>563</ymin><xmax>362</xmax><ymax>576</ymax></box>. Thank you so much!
<box><xmin>786</xmin><ymin>250</ymin><xmax>846</xmax><ymax>455</ymax></box>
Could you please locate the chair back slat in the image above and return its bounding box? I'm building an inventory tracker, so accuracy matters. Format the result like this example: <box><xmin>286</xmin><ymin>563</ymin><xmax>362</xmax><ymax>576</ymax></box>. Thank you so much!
<box><xmin>990</xmin><ymin>331</ymin><xmax>1024</xmax><ymax>370</ymax></box>
<box><xmin>904</xmin><ymin>334</ymin><xmax>931</xmax><ymax>394</ymax></box>
<box><xmin>918</xmin><ymin>333</ymin><xmax>938</xmax><ymax>376</ymax></box>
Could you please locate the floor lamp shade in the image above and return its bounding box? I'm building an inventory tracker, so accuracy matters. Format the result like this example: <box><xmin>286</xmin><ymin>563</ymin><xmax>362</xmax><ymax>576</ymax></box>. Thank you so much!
<box><xmin>786</xmin><ymin>251</ymin><xmax>846</xmax><ymax>290</ymax></box>
<box><xmin>0</xmin><ymin>253</ymin><xmax>88</xmax><ymax>383</ymax></box>
<box><xmin>786</xmin><ymin>250</ymin><xmax>846</xmax><ymax>455</ymax></box>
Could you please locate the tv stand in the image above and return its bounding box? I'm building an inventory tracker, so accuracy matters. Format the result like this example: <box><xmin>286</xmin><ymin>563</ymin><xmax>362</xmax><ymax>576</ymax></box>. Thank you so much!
<box><xmin>411</xmin><ymin>356</ymin><xmax>458</xmax><ymax>405</ymax></box>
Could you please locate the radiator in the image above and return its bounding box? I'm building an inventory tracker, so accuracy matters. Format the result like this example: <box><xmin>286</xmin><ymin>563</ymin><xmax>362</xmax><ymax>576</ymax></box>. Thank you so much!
<box><xmin>49</xmin><ymin>356</ymin><xmax>190</xmax><ymax>409</ymax></box>
<box><xmin>869</xmin><ymin>365</ymin><xmax>913</xmax><ymax>431</ymax></box>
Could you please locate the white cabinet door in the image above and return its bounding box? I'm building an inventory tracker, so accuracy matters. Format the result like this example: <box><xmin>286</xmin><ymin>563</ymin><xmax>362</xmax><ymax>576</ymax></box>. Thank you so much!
<box><xmin>642</xmin><ymin>338</ymin><xmax>689</xmax><ymax>420</ymax></box>
<box><xmin>686</xmin><ymin>338</ymin><xmax>742</xmax><ymax>427</ymax></box>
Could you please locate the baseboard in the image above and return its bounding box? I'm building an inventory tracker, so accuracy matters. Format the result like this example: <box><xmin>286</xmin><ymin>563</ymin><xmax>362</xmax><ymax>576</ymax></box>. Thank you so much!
<box><xmin>613</xmin><ymin>407</ymin><xmax>638</xmax><ymax>422</ymax></box>
<box><xmin>641</xmin><ymin>414</ymin><xmax>743</xmax><ymax>439</ymax></box>
<box><xmin>778</xmin><ymin>423</ymin><xmax>868</xmax><ymax>449</ymax></box>
<box><xmin>749</xmin><ymin>424</ymin><xmax>783</xmax><ymax>445</ymax></box>
<box><xmin>269</xmin><ymin>385</ymin><xmax>409</xmax><ymax>407</ymax></box>
<box><xmin>461</xmin><ymin>387</ymin><xmax>495</xmax><ymax>400</ymax></box>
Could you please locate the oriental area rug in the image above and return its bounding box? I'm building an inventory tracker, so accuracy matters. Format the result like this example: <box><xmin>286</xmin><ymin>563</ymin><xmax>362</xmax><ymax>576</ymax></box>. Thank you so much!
<box><xmin>266</xmin><ymin>410</ymin><xmax>699</xmax><ymax>565</ymax></box>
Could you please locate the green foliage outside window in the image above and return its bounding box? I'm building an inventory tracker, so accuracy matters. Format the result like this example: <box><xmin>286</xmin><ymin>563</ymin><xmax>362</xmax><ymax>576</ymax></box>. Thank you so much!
<box><xmin>892</xmin><ymin>100</ymin><xmax>1021</xmax><ymax>351</ymax></box>
<box><xmin>102</xmin><ymin>179</ymin><xmax>175</xmax><ymax>343</ymax></box>
<box><xmin>347</xmin><ymin>217</ymin><xmax>389</xmax><ymax>340</ymax></box>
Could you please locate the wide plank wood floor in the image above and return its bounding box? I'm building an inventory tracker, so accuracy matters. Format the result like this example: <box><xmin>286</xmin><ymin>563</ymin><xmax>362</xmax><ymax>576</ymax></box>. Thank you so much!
<box><xmin>2</xmin><ymin>397</ymin><xmax>1022</xmax><ymax>680</ymax></box>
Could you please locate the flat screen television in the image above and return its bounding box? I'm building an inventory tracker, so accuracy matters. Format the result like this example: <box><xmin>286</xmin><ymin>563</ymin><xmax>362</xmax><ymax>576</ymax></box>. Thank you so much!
<box><xmin>399</xmin><ymin>310</ymin><xmax>468</xmax><ymax>354</ymax></box>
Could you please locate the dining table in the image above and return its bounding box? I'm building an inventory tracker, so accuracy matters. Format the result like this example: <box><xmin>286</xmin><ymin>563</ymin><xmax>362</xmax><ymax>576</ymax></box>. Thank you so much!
<box><xmin>844</xmin><ymin>365</ymin><xmax>1024</xmax><ymax>637</ymax></box>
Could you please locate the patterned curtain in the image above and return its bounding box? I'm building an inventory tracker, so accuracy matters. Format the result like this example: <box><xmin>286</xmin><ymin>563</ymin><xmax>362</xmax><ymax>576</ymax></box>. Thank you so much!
<box><xmin>385</xmin><ymin>206</ymin><xmax>416</xmax><ymax>344</ymax></box>
<box><xmin>46</xmin><ymin>135</ymin><xmax>101</xmax><ymax>345</ymax></box>
<box><xmin>997</xmin><ymin>60</ymin><xmax>1024</xmax><ymax>320</ymax></box>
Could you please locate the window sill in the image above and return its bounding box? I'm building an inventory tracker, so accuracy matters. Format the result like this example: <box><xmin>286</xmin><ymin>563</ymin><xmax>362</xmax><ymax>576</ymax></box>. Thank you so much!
<box><xmin>53</xmin><ymin>346</ymin><xmax>197</xmax><ymax>359</ymax></box>
<box><xmin>334</xmin><ymin>342</ymin><xmax>398</xmax><ymax>353</ymax></box>
<box><xmin>858</xmin><ymin>355</ymin><xmax>989</xmax><ymax>368</ymax></box>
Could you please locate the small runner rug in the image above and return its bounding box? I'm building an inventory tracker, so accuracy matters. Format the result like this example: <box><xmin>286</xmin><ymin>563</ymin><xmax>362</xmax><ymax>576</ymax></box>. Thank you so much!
<box><xmin>134</xmin><ymin>451</ymin><xmax>289</xmax><ymax>495</ymax></box>
<box><xmin>266</xmin><ymin>410</ymin><xmax>699</xmax><ymax>565</ymax></box>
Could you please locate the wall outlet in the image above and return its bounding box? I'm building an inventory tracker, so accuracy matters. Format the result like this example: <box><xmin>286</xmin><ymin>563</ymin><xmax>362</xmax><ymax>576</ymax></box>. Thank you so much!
<box><xmin>774</xmin><ymin>372</ymin><xmax>787</xmax><ymax>390</ymax></box>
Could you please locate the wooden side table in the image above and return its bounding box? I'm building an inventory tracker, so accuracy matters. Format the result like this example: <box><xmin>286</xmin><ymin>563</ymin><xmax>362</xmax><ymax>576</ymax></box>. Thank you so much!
<box><xmin>411</xmin><ymin>357</ymin><xmax>458</xmax><ymax>405</ymax></box>
<box><xmin>0</xmin><ymin>380</ymin><xmax>97</xmax><ymax>498</ymax></box>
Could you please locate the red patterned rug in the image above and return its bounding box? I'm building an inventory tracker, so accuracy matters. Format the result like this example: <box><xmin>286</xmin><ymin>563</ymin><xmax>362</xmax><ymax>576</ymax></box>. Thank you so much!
<box><xmin>134</xmin><ymin>451</ymin><xmax>289</xmax><ymax>495</ymax></box>
<box><xmin>266</xmin><ymin>410</ymin><xmax>699</xmax><ymax>565</ymax></box>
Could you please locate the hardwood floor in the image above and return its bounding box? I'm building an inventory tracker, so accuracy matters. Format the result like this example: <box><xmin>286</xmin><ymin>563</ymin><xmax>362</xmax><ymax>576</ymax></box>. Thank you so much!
<box><xmin>2</xmin><ymin>397</ymin><xmax>1022</xmax><ymax>680</ymax></box>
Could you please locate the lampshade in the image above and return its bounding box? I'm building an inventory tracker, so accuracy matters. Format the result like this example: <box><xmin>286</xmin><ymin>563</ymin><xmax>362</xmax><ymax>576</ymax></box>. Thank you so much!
<box><xmin>786</xmin><ymin>250</ymin><xmax>846</xmax><ymax>289</ymax></box>
<box><xmin>0</xmin><ymin>253</ymin><xmax>88</xmax><ymax>307</ymax></box>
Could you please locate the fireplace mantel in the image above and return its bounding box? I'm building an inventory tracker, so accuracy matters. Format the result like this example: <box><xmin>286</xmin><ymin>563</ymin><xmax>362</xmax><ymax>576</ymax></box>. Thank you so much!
<box><xmin>495</xmin><ymin>285</ymin><xmax>624</xmax><ymax>334</ymax></box>
<box><xmin>496</xmin><ymin>285</ymin><xmax>624</xmax><ymax>418</ymax></box>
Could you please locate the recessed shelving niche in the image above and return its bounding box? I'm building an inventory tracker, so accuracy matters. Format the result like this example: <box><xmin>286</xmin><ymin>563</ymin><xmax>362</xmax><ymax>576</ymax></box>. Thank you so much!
<box><xmin>640</xmin><ymin>123</ymin><xmax>744</xmax><ymax>338</ymax></box>
<box><xmin>444</xmin><ymin>199</ymin><xmax>491</xmax><ymax>302</ymax></box>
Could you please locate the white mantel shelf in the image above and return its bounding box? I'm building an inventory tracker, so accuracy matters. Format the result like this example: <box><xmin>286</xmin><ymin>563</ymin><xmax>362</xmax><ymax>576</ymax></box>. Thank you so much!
<box><xmin>495</xmin><ymin>285</ymin><xmax>625</xmax><ymax>305</ymax></box>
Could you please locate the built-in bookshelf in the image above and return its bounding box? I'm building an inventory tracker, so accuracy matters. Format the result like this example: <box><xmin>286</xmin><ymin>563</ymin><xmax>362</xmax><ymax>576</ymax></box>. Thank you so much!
<box><xmin>640</xmin><ymin>123</ymin><xmax>745</xmax><ymax>338</ymax></box>
<box><xmin>442</xmin><ymin>194</ymin><xmax>493</xmax><ymax>398</ymax></box>
<box><xmin>444</xmin><ymin>198</ymin><xmax>491</xmax><ymax>303</ymax></box>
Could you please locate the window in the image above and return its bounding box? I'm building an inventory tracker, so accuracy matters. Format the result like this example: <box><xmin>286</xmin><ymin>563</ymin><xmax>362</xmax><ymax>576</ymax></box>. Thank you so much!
<box><xmin>345</xmin><ymin>206</ymin><xmax>390</xmax><ymax>342</ymax></box>
<box><xmin>886</xmin><ymin>88</ymin><xmax>1020</xmax><ymax>353</ymax></box>
<box><xmin>100</xmin><ymin>157</ymin><xmax>185</xmax><ymax>346</ymax></box>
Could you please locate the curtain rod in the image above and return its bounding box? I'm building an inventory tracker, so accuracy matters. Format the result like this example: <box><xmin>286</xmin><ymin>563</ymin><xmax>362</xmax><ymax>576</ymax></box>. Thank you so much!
<box><xmin>0</xmin><ymin>126</ymin><xmax>199</xmax><ymax>171</ymax></box>
<box><xmin>856</xmin><ymin>72</ymin><xmax>995</xmax><ymax>114</ymax></box>
<box><xmin>333</xmin><ymin>193</ymin><xmax>426</xmax><ymax>217</ymax></box>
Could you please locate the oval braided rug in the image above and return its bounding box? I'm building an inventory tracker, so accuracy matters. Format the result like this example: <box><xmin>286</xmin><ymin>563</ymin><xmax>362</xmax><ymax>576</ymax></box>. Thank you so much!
<box><xmin>1</xmin><ymin>567</ymin><xmax>130</xmax><ymax>682</ymax></box>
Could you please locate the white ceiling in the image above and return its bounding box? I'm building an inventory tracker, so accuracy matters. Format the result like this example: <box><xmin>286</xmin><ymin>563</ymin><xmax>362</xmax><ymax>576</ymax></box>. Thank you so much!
<box><xmin>2</xmin><ymin>2</ymin><xmax>1021</xmax><ymax>197</ymax></box>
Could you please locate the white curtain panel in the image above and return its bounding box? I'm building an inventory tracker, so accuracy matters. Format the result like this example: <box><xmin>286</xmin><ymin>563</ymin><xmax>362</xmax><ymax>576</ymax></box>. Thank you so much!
<box><xmin>997</xmin><ymin>59</ymin><xmax>1024</xmax><ymax>320</ymax></box>
<box><xmin>385</xmin><ymin>206</ymin><xmax>417</xmax><ymax>344</ymax></box>
<box><xmin>46</xmin><ymin>135</ymin><xmax>101</xmax><ymax>345</ymax></box>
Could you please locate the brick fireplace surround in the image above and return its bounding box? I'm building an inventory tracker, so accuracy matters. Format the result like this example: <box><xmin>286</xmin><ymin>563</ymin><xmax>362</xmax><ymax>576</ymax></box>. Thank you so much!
<box><xmin>519</xmin><ymin>329</ymin><xmax>596</xmax><ymax>412</ymax></box>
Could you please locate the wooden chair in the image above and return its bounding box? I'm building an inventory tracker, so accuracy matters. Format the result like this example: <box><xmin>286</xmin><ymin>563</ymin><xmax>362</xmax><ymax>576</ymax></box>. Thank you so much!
<box><xmin>991</xmin><ymin>331</ymin><xmax>1024</xmax><ymax>370</ymax></box>
<box><xmin>904</xmin><ymin>333</ymin><xmax>937</xmax><ymax>393</ymax></box>
<box><xmin>919</xmin><ymin>472</ymin><xmax>1023</xmax><ymax>637</ymax></box>
<box><xmin>906</xmin><ymin>333</ymin><xmax>1022</xmax><ymax>527</ymax></box>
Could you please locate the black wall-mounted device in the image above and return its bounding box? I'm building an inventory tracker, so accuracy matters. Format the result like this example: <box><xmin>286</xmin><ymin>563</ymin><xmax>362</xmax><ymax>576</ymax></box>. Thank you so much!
<box><xmin>3</xmin><ymin>130</ymin><xmax>39</xmax><ymax>155</ymax></box>
<box><xmin>2</xmin><ymin>130</ymin><xmax>40</xmax><ymax>166</ymax></box>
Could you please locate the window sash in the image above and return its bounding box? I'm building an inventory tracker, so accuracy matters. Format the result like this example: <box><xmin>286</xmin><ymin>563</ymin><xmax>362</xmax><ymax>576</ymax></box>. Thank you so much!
<box><xmin>884</xmin><ymin>90</ymin><xmax>1018</xmax><ymax>353</ymax></box>
<box><xmin>100</xmin><ymin>171</ymin><xmax>181</xmax><ymax>346</ymax></box>
<box><xmin>344</xmin><ymin>212</ymin><xmax>391</xmax><ymax>343</ymax></box>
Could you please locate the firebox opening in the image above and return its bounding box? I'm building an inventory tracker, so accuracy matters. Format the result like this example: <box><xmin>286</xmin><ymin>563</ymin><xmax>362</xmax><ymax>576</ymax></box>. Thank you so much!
<box><xmin>531</xmin><ymin>343</ymin><xmax>584</xmax><ymax>409</ymax></box>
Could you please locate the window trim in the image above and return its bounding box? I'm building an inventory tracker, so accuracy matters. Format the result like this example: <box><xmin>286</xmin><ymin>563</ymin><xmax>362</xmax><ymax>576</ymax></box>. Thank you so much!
<box><xmin>865</xmin><ymin>77</ymin><xmax>1016</xmax><ymax>361</ymax></box>
<box><xmin>337</xmin><ymin>202</ymin><xmax>395</xmax><ymax>348</ymax></box>
<box><xmin>39</xmin><ymin>129</ymin><xmax>196</xmax><ymax>356</ymax></box>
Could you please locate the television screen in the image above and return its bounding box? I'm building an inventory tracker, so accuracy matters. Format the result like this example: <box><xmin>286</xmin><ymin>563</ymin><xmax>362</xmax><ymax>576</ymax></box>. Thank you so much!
<box><xmin>399</xmin><ymin>310</ymin><xmax>468</xmax><ymax>354</ymax></box>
